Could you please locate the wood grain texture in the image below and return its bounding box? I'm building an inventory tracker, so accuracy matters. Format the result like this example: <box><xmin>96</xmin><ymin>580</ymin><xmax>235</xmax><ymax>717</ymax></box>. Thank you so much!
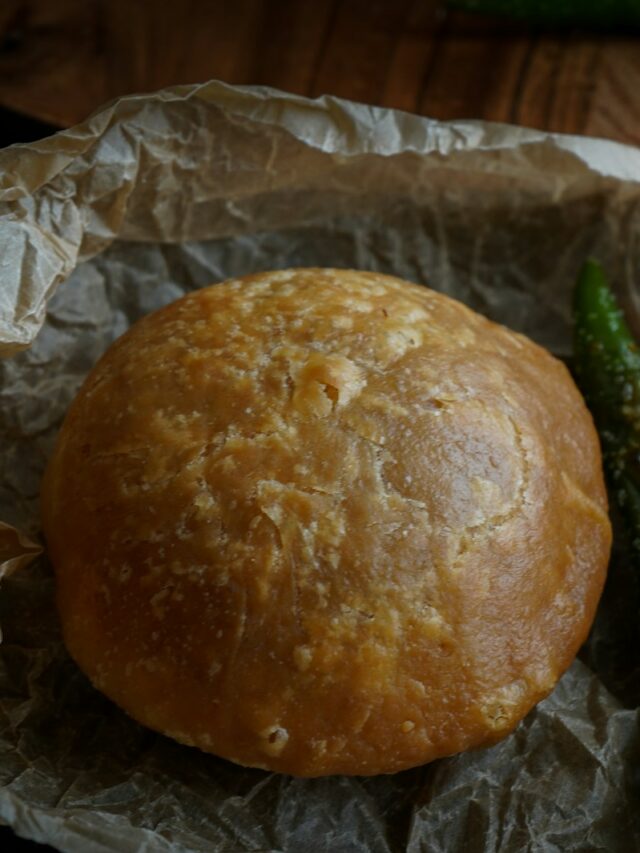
<box><xmin>0</xmin><ymin>0</ymin><xmax>638</xmax><ymax>145</ymax></box>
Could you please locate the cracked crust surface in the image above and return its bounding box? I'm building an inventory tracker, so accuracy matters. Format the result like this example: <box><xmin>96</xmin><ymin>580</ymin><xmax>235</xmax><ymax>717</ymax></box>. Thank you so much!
<box><xmin>41</xmin><ymin>268</ymin><xmax>611</xmax><ymax>776</ymax></box>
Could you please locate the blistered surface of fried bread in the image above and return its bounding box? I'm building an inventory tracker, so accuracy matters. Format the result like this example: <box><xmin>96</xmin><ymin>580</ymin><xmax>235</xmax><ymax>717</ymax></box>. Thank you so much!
<box><xmin>41</xmin><ymin>269</ymin><xmax>611</xmax><ymax>776</ymax></box>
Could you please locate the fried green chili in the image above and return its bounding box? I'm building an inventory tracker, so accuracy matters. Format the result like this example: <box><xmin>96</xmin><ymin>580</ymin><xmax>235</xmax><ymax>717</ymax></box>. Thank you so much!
<box><xmin>573</xmin><ymin>259</ymin><xmax>640</xmax><ymax>553</ymax></box>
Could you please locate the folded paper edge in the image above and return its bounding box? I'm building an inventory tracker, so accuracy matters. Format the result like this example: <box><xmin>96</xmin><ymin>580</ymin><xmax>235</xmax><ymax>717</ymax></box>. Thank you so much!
<box><xmin>2</xmin><ymin>79</ymin><xmax>640</xmax><ymax>199</ymax></box>
<box><xmin>0</xmin><ymin>521</ymin><xmax>43</xmax><ymax>581</ymax></box>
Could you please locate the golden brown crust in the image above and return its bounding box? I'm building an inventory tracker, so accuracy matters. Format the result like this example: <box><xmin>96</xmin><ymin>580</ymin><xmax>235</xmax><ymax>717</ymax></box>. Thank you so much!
<box><xmin>41</xmin><ymin>269</ymin><xmax>611</xmax><ymax>776</ymax></box>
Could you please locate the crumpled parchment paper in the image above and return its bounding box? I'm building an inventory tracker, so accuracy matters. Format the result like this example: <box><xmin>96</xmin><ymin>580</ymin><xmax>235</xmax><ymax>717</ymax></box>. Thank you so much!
<box><xmin>1</xmin><ymin>80</ymin><xmax>640</xmax><ymax>853</ymax></box>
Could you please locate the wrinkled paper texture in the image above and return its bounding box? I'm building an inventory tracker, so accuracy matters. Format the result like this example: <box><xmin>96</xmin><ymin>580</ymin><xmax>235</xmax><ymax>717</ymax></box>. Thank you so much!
<box><xmin>1</xmin><ymin>80</ymin><xmax>640</xmax><ymax>852</ymax></box>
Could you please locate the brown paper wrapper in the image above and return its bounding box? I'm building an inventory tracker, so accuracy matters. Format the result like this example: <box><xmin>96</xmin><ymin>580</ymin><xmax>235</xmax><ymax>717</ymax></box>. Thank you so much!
<box><xmin>0</xmin><ymin>80</ymin><xmax>639</xmax><ymax>851</ymax></box>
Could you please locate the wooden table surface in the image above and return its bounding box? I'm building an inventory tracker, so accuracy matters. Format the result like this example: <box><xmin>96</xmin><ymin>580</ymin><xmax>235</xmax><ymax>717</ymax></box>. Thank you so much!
<box><xmin>0</xmin><ymin>0</ymin><xmax>638</xmax><ymax>145</ymax></box>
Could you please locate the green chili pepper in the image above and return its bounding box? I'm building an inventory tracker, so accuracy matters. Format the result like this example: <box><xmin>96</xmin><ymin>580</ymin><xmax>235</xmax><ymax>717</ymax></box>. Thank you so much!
<box><xmin>447</xmin><ymin>0</ymin><xmax>640</xmax><ymax>28</ymax></box>
<box><xmin>573</xmin><ymin>259</ymin><xmax>640</xmax><ymax>553</ymax></box>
